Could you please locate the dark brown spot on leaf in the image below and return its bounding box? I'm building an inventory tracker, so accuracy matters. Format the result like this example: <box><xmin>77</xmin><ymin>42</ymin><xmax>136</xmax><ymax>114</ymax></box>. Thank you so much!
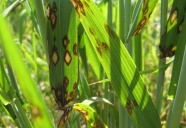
<box><xmin>46</xmin><ymin>4</ymin><xmax>51</xmax><ymax>19</ymax></box>
<box><xmin>102</xmin><ymin>42</ymin><xmax>109</xmax><ymax>50</ymax></box>
<box><xmin>126</xmin><ymin>99</ymin><xmax>138</xmax><ymax>115</ymax></box>
<box><xmin>50</xmin><ymin>45</ymin><xmax>59</xmax><ymax>65</ymax></box>
<box><xmin>73</xmin><ymin>44</ymin><xmax>78</xmax><ymax>55</ymax></box>
<box><xmin>139</xmin><ymin>17</ymin><xmax>147</xmax><ymax>27</ymax></box>
<box><xmin>63</xmin><ymin>35</ymin><xmax>70</xmax><ymax>49</ymax></box>
<box><xmin>52</xmin><ymin>1</ymin><xmax>57</xmax><ymax>12</ymax></box>
<box><xmin>51</xmin><ymin>87</ymin><xmax>68</xmax><ymax>108</ymax></box>
<box><xmin>148</xmin><ymin>12</ymin><xmax>152</xmax><ymax>18</ymax></box>
<box><xmin>170</xmin><ymin>8</ymin><xmax>178</xmax><ymax>25</ymax></box>
<box><xmin>143</xmin><ymin>0</ymin><xmax>149</xmax><ymax>13</ymax></box>
<box><xmin>83</xmin><ymin>1</ymin><xmax>93</xmax><ymax>14</ymax></box>
<box><xmin>142</xmin><ymin>1</ymin><xmax>148</xmax><ymax>14</ymax></box>
<box><xmin>159</xmin><ymin>44</ymin><xmax>176</xmax><ymax>58</ymax></box>
<box><xmin>73</xmin><ymin>81</ymin><xmax>78</xmax><ymax>89</ymax></box>
<box><xmin>133</xmin><ymin>28</ymin><xmax>140</xmax><ymax>36</ymax></box>
<box><xmin>69</xmin><ymin>91</ymin><xmax>75</xmax><ymax>98</ymax></box>
<box><xmin>104</xmin><ymin>24</ymin><xmax>116</xmax><ymax>37</ymax></box>
<box><xmin>64</xmin><ymin>50</ymin><xmax>72</xmax><ymax>65</ymax></box>
<box><xmin>71</xmin><ymin>0</ymin><xmax>86</xmax><ymax>18</ymax></box>
<box><xmin>63</xmin><ymin>76</ymin><xmax>69</xmax><ymax>89</ymax></box>
<box><xmin>46</xmin><ymin>2</ymin><xmax>57</xmax><ymax>30</ymax></box>
<box><xmin>96</xmin><ymin>46</ymin><xmax>102</xmax><ymax>56</ymax></box>
<box><xmin>89</xmin><ymin>27</ymin><xmax>95</xmax><ymax>36</ymax></box>
<box><xmin>57</xmin><ymin>107</ymin><xmax>72</xmax><ymax>127</ymax></box>
<box><xmin>95</xmin><ymin>118</ymin><xmax>105</xmax><ymax>128</ymax></box>
<box><xmin>177</xmin><ymin>18</ymin><xmax>184</xmax><ymax>33</ymax></box>
<box><xmin>32</xmin><ymin>106</ymin><xmax>42</xmax><ymax>118</ymax></box>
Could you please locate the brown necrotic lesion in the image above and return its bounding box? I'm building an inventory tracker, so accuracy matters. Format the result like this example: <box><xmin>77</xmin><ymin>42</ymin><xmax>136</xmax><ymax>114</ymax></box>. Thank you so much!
<box><xmin>170</xmin><ymin>8</ymin><xmax>178</xmax><ymax>25</ymax></box>
<box><xmin>50</xmin><ymin>45</ymin><xmax>59</xmax><ymax>65</ymax></box>
<box><xmin>104</xmin><ymin>24</ymin><xmax>116</xmax><ymax>37</ymax></box>
<box><xmin>73</xmin><ymin>44</ymin><xmax>78</xmax><ymax>55</ymax></box>
<box><xmin>71</xmin><ymin>0</ymin><xmax>86</xmax><ymax>17</ymax></box>
<box><xmin>63</xmin><ymin>35</ymin><xmax>70</xmax><ymax>49</ymax></box>
<box><xmin>57</xmin><ymin>106</ymin><xmax>73</xmax><ymax>127</ymax></box>
<box><xmin>64</xmin><ymin>50</ymin><xmax>72</xmax><ymax>65</ymax></box>
<box><xmin>177</xmin><ymin>18</ymin><xmax>184</xmax><ymax>33</ymax></box>
<box><xmin>126</xmin><ymin>99</ymin><xmax>138</xmax><ymax>115</ymax></box>
<box><xmin>63</xmin><ymin>76</ymin><xmax>69</xmax><ymax>89</ymax></box>
<box><xmin>46</xmin><ymin>2</ymin><xmax>57</xmax><ymax>30</ymax></box>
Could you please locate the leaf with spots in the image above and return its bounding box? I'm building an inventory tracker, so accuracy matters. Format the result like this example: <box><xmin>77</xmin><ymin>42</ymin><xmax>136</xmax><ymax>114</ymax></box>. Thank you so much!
<box><xmin>126</xmin><ymin>0</ymin><xmax>158</xmax><ymax>41</ymax></box>
<box><xmin>168</xmin><ymin>13</ymin><xmax>186</xmax><ymax>99</ymax></box>
<box><xmin>71</xmin><ymin>0</ymin><xmax>161</xmax><ymax>127</ymax></box>
<box><xmin>46</xmin><ymin>0</ymin><xmax>78</xmax><ymax>127</ymax></box>
<box><xmin>159</xmin><ymin>1</ymin><xmax>186</xmax><ymax>58</ymax></box>
<box><xmin>73</xmin><ymin>103</ymin><xmax>108</xmax><ymax>128</ymax></box>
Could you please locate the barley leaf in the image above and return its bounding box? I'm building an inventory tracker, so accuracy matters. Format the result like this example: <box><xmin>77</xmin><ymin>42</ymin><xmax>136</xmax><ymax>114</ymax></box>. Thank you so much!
<box><xmin>70</xmin><ymin>0</ymin><xmax>161</xmax><ymax>127</ymax></box>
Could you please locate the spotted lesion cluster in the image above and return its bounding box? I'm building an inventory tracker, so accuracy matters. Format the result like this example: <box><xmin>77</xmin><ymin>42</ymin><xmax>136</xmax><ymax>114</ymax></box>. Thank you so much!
<box><xmin>57</xmin><ymin>106</ymin><xmax>72</xmax><ymax>127</ymax></box>
<box><xmin>133</xmin><ymin>0</ymin><xmax>151</xmax><ymax>36</ymax></box>
<box><xmin>52</xmin><ymin>77</ymin><xmax>73</xmax><ymax>108</ymax></box>
<box><xmin>159</xmin><ymin>44</ymin><xmax>175</xmax><ymax>58</ymax></box>
<box><xmin>46</xmin><ymin>1</ymin><xmax>57</xmax><ymax>29</ymax></box>
<box><xmin>159</xmin><ymin>7</ymin><xmax>186</xmax><ymax>58</ymax></box>
<box><xmin>126</xmin><ymin>98</ymin><xmax>138</xmax><ymax>115</ymax></box>
<box><xmin>89</xmin><ymin>27</ymin><xmax>110</xmax><ymax>56</ymax></box>
<box><xmin>71</xmin><ymin>0</ymin><xmax>86</xmax><ymax>17</ymax></box>
<box><xmin>51</xmin><ymin>72</ymin><xmax>77</xmax><ymax>108</ymax></box>
<box><xmin>63</xmin><ymin>35</ymin><xmax>73</xmax><ymax>66</ymax></box>
<box><xmin>46</xmin><ymin>1</ymin><xmax>79</xmax><ymax>126</ymax></box>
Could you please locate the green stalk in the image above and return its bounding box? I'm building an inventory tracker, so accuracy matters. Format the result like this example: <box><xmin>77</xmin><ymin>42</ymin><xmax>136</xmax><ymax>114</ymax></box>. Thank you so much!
<box><xmin>166</xmin><ymin>46</ymin><xmax>186</xmax><ymax>128</ymax></box>
<box><xmin>105</xmin><ymin>0</ymin><xmax>112</xmax><ymax>126</ymax></box>
<box><xmin>132</xmin><ymin>34</ymin><xmax>143</xmax><ymax>71</ymax></box>
<box><xmin>166</xmin><ymin>6</ymin><xmax>186</xmax><ymax>127</ymax></box>
<box><xmin>32</xmin><ymin>0</ymin><xmax>47</xmax><ymax>52</ymax></box>
<box><xmin>119</xmin><ymin>0</ymin><xmax>132</xmax><ymax>127</ymax></box>
<box><xmin>11</xmin><ymin>99</ymin><xmax>32</xmax><ymax>128</ymax></box>
<box><xmin>119</xmin><ymin>0</ymin><xmax>125</xmax><ymax>127</ymax></box>
<box><xmin>155</xmin><ymin>0</ymin><xmax>167</xmax><ymax>114</ymax></box>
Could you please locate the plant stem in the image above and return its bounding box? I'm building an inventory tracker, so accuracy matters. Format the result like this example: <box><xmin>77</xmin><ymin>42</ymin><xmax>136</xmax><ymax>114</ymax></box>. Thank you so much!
<box><xmin>155</xmin><ymin>0</ymin><xmax>168</xmax><ymax>114</ymax></box>
<box><xmin>166</xmin><ymin>46</ymin><xmax>186</xmax><ymax>128</ymax></box>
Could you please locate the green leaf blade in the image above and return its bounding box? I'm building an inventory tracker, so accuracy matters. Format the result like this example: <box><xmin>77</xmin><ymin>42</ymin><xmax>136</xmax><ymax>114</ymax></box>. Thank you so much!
<box><xmin>71</xmin><ymin>0</ymin><xmax>161</xmax><ymax>127</ymax></box>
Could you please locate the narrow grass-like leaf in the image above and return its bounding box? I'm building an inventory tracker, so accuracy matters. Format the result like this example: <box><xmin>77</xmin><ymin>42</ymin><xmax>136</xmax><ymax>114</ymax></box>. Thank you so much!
<box><xmin>46</xmin><ymin>1</ymin><xmax>78</xmax><ymax>127</ymax></box>
<box><xmin>2</xmin><ymin>0</ymin><xmax>24</xmax><ymax>18</ymax></box>
<box><xmin>154</xmin><ymin>0</ymin><xmax>168</xmax><ymax>114</ymax></box>
<box><xmin>168</xmin><ymin>14</ymin><xmax>186</xmax><ymax>99</ymax></box>
<box><xmin>0</xmin><ymin>14</ymin><xmax>54</xmax><ymax>128</ymax></box>
<box><xmin>126</xmin><ymin>0</ymin><xmax>158</xmax><ymax>41</ymax></box>
<box><xmin>166</xmin><ymin>46</ymin><xmax>186</xmax><ymax>128</ymax></box>
<box><xmin>31</xmin><ymin>0</ymin><xmax>47</xmax><ymax>52</ymax></box>
<box><xmin>0</xmin><ymin>60</ymin><xmax>15</xmax><ymax>105</ymax></box>
<box><xmin>71</xmin><ymin>0</ymin><xmax>161</xmax><ymax>127</ymax></box>
<box><xmin>79</xmin><ymin>68</ymin><xmax>91</xmax><ymax>99</ymax></box>
<box><xmin>73</xmin><ymin>103</ymin><xmax>108</xmax><ymax>128</ymax></box>
<box><xmin>159</xmin><ymin>0</ymin><xmax>186</xmax><ymax>58</ymax></box>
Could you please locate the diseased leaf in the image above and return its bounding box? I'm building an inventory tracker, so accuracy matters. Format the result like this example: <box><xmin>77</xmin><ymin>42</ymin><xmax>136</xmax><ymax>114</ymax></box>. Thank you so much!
<box><xmin>159</xmin><ymin>0</ymin><xmax>186</xmax><ymax>58</ymax></box>
<box><xmin>71</xmin><ymin>0</ymin><xmax>161</xmax><ymax>127</ymax></box>
<box><xmin>46</xmin><ymin>0</ymin><xmax>78</xmax><ymax>127</ymax></box>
